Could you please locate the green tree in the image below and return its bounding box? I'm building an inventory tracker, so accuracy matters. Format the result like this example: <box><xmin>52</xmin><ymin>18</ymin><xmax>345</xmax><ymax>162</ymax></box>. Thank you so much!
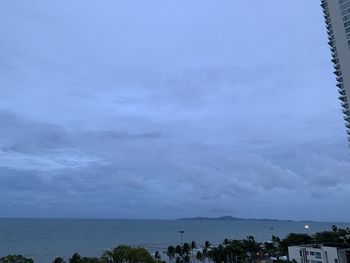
<box><xmin>0</xmin><ymin>255</ymin><xmax>34</xmax><ymax>263</ymax></box>
<box><xmin>196</xmin><ymin>252</ymin><xmax>204</xmax><ymax>263</ymax></box>
<box><xmin>154</xmin><ymin>251</ymin><xmax>161</xmax><ymax>263</ymax></box>
<box><xmin>175</xmin><ymin>245</ymin><xmax>183</xmax><ymax>261</ymax></box>
<box><xmin>53</xmin><ymin>257</ymin><xmax>66</xmax><ymax>263</ymax></box>
<box><xmin>337</xmin><ymin>228</ymin><xmax>348</xmax><ymax>237</ymax></box>
<box><xmin>332</xmin><ymin>225</ymin><xmax>338</xmax><ymax>233</ymax></box>
<box><xmin>263</xmin><ymin>242</ymin><xmax>276</xmax><ymax>257</ymax></box>
<box><xmin>191</xmin><ymin>241</ymin><xmax>197</xmax><ymax>263</ymax></box>
<box><xmin>280</xmin><ymin>234</ymin><xmax>312</xmax><ymax>255</ymax></box>
<box><xmin>80</xmin><ymin>257</ymin><xmax>100</xmax><ymax>263</ymax></box>
<box><xmin>183</xmin><ymin>243</ymin><xmax>191</xmax><ymax>256</ymax></box>
<box><xmin>70</xmin><ymin>253</ymin><xmax>82</xmax><ymax>263</ymax></box>
<box><xmin>314</xmin><ymin>231</ymin><xmax>343</xmax><ymax>244</ymax></box>
<box><xmin>224</xmin><ymin>239</ymin><xmax>245</xmax><ymax>263</ymax></box>
<box><xmin>202</xmin><ymin>241</ymin><xmax>211</xmax><ymax>263</ymax></box>
<box><xmin>101</xmin><ymin>245</ymin><xmax>154</xmax><ymax>263</ymax></box>
<box><xmin>242</xmin><ymin>236</ymin><xmax>260</xmax><ymax>262</ymax></box>
<box><xmin>167</xmin><ymin>246</ymin><xmax>176</xmax><ymax>263</ymax></box>
<box><xmin>208</xmin><ymin>244</ymin><xmax>226</xmax><ymax>263</ymax></box>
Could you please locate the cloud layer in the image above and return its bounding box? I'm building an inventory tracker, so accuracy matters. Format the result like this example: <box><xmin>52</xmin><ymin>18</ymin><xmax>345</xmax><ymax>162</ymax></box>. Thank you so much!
<box><xmin>0</xmin><ymin>0</ymin><xmax>349</xmax><ymax>221</ymax></box>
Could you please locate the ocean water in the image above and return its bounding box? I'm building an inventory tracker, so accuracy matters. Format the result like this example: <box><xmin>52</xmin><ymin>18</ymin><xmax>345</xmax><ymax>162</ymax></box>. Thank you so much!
<box><xmin>0</xmin><ymin>218</ymin><xmax>348</xmax><ymax>263</ymax></box>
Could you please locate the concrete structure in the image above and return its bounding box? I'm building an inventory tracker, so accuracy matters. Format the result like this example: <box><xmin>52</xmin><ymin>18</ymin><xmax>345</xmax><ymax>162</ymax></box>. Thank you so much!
<box><xmin>321</xmin><ymin>0</ymin><xmax>350</xmax><ymax>142</ymax></box>
<box><xmin>288</xmin><ymin>244</ymin><xmax>350</xmax><ymax>263</ymax></box>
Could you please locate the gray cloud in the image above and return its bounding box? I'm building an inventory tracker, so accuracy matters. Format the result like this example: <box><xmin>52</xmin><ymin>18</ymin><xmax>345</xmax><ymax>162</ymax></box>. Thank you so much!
<box><xmin>0</xmin><ymin>0</ymin><xmax>349</xmax><ymax>221</ymax></box>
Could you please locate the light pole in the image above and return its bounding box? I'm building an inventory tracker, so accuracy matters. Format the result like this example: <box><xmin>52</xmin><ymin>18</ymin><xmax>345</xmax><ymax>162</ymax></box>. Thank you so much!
<box><xmin>270</xmin><ymin>227</ymin><xmax>274</xmax><ymax>240</ymax></box>
<box><xmin>179</xmin><ymin>230</ymin><xmax>185</xmax><ymax>246</ymax></box>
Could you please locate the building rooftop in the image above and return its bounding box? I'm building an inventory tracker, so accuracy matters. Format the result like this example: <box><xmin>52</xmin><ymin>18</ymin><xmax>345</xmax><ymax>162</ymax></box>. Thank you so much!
<box><xmin>290</xmin><ymin>243</ymin><xmax>350</xmax><ymax>249</ymax></box>
<box><xmin>322</xmin><ymin>243</ymin><xmax>350</xmax><ymax>249</ymax></box>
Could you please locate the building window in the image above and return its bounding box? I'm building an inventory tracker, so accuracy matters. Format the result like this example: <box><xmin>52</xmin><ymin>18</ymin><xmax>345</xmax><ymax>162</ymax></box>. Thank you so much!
<box><xmin>315</xmin><ymin>252</ymin><xmax>322</xmax><ymax>259</ymax></box>
<box><xmin>340</xmin><ymin>2</ymin><xmax>350</xmax><ymax>11</ymax></box>
<box><xmin>310</xmin><ymin>252</ymin><xmax>315</xmax><ymax>256</ymax></box>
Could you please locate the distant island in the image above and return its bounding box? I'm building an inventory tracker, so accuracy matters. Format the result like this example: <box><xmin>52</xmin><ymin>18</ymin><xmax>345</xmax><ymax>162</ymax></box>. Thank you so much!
<box><xmin>178</xmin><ymin>216</ymin><xmax>295</xmax><ymax>222</ymax></box>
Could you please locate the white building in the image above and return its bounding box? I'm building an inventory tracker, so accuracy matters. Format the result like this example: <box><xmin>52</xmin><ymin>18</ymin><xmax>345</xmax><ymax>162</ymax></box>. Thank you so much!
<box><xmin>288</xmin><ymin>244</ymin><xmax>350</xmax><ymax>263</ymax></box>
<box><xmin>321</xmin><ymin>0</ymin><xmax>350</xmax><ymax>142</ymax></box>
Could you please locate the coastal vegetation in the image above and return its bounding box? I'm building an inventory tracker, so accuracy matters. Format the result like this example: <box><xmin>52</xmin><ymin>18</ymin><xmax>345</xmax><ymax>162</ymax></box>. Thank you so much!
<box><xmin>0</xmin><ymin>255</ymin><xmax>34</xmax><ymax>263</ymax></box>
<box><xmin>1</xmin><ymin>226</ymin><xmax>349</xmax><ymax>263</ymax></box>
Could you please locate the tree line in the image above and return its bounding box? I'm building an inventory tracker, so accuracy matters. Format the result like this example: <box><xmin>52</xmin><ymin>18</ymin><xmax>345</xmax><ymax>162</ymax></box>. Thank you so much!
<box><xmin>1</xmin><ymin>225</ymin><xmax>349</xmax><ymax>263</ymax></box>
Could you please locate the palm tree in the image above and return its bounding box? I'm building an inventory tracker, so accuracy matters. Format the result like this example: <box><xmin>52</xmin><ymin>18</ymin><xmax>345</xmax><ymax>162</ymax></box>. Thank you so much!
<box><xmin>183</xmin><ymin>243</ymin><xmax>191</xmax><ymax>263</ymax></box>
<box><xmin>208</xmin><ymin>245</ymin><xmax>226</xmax><ymax>263</ymax></box>
<box><xmin>202</xmin><ymin>241</ymin><xmax>211</xmax><ymax>263</ymax></box>
<box><xmin>183</xmin><ymin>243</ymin><xmax>191</xmax><ymax>256</ymax></box>
<box><xmin>154</xmin><ymin>251</ymin><xmax>161</xmax><ymax>263</ymax></box>
<box><xmin>167</xmin><ymin>246</ymin><xmax>176</xmax><ymax>263</ymax></box>
<box><xmin>175</xmin><ymin>245</ymin><xmax>183</xmax><ymax>263</ymax></box>
<box><xmin>191</xmin><ymin>241</ymin><xmax>197</xmax><ymax>263</ymax></box>
<box><xmin>224</xmin><ymin>239</ymin><xmax>245</xmax><ymax>263</ymax></box>
<box><xmin>196</xmin><ymin>252</ymin><xmax>204</xmax><ymax>263</ymax></box>
<box><xmin>242</xmin><ymin>236</ymin><xmax>260</xmax><ymax>263</ymax></box>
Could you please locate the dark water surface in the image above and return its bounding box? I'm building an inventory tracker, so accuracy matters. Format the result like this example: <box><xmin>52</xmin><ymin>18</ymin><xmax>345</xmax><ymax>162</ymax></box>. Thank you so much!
<box><xmin>0</xmin><ymin>218</ymin><xmax>348</xmax><ymax>263</ymax></box>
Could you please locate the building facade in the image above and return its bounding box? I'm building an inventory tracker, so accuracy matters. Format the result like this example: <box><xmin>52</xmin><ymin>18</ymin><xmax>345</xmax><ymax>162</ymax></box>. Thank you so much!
<box><xmin>289</xmin><ymin>244</ymin><xmax>350</xmax><ymax>263</ymax></box>
<box><xmin>321</xmin><ymin>0</ymin><xmax>350</xmax><ymax>142</ymax></box>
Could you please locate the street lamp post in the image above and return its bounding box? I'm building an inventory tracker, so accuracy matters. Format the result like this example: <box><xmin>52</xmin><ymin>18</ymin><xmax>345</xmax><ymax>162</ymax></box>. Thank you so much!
<box><xmin>179</xmin><ymin>230</ymin><xmax>185</xmax><ymax>246</ymax></box>
<box><xmin>270</xmin><ymin>227</ymin><xmax>274</xmax><ymax>240</ymax></box>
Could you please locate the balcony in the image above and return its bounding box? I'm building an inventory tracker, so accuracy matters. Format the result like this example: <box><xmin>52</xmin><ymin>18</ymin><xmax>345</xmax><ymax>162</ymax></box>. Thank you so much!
<box><xmin>339</xmin><ymin>95</ymin><xmax>347</xmax><ymax>102</ymax></box>
<box><xmin>333</xmin><ymin>70</ymin><xmax>341</xmax><ymax>76</ymax></box>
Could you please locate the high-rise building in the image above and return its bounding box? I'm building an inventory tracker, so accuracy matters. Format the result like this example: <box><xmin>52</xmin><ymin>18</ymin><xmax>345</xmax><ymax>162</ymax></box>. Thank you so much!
<box><xmin>321</xmin><ymin>0</ymin><xmax>350</xmax><ymax>142</ymax></box>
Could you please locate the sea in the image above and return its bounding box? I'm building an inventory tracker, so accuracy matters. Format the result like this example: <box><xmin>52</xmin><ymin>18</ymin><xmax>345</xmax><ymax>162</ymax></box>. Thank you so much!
<box><xmin>0</xmin><ymin>218</ymin><xmax>349</xmax><ymax>263</ymax></box>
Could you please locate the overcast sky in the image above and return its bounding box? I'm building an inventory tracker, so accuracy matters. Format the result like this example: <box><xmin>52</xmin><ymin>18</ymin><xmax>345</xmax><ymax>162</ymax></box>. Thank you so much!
<box><xmin>0</xmin><ymin>0</ymin><xmax>349</xmax><ymax>221</ymax></box>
